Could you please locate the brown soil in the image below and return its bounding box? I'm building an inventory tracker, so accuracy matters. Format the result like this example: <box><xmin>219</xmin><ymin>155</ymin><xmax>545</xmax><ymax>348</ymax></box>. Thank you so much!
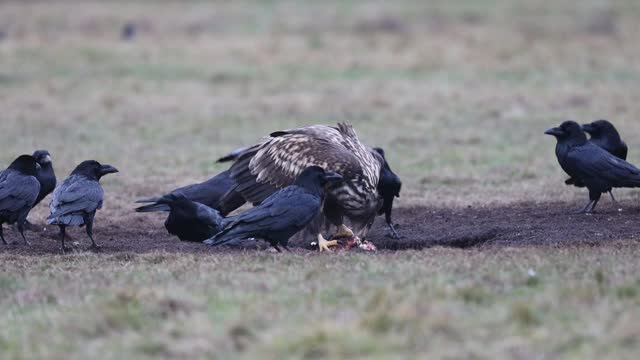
<box><xmin>1</xmin><ymin>201</ymin><xmax>639</xmax><ymax>255</ymax></box>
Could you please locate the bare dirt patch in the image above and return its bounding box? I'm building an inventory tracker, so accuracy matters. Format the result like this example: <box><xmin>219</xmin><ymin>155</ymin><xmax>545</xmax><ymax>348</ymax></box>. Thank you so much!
<box><xmin>374</xmin><ymin>201</ymin><xmax>640</xmax><ymax>250</ymax></box>
<box><xmin>1</xmin><ymin>201</ymin><xmax>639</xmax><ymax>255</ymax></box>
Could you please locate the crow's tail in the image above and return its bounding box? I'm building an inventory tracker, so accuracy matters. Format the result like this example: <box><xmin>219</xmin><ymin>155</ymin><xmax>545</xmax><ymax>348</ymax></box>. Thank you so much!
<box><xmin>203</xmin><ymin>219</ymin><xmax>245</xmax><ymax>246</ymax></box>
<box><xmin>203</xmin><ymin>229</ymin><xmax>235</xmax><ymax>246</ymax></box>
<box><xmin>134</xmin><ymin>202</ymin><xmax>169</xmax><ymax>212</ymax></box>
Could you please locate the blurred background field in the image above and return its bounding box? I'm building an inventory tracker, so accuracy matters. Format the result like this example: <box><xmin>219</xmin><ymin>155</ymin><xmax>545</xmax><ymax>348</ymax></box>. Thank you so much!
<box><xmin>2</xmin><ymin>1</ymin><xmax>640</xmax><ymax>359</ymax></box>
<box><xmin>2</xmin><ymin>0</ymin><xmax>640</xmax><ymax>214</ymax></box>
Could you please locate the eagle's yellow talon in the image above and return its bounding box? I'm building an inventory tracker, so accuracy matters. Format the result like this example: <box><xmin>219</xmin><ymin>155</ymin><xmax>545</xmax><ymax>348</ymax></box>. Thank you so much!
<box><xmin>318</xmin><ymin>234</ymin><xmax>338</xmax><ymax>252</ymax></box>
<box><xmin>334</xmin><ymin>224</ymin><xmax>355</xmax><ymax>238</ymax></box>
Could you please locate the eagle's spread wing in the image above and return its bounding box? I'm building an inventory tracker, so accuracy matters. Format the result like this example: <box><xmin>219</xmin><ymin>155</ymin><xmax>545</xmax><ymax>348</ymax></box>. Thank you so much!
<box><xmin>227</xmin><ymin>123</ymin><xmax>380</xmax><ymax>205</ymax></box>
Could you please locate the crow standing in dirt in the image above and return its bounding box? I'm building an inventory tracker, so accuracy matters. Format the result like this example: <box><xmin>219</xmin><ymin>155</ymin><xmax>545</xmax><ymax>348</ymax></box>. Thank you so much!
<box><xmin>135</xmin><ymin>170</ymin><xmax>245</xmax><ymax>216</ymax></box>
<box><xmin>545</xmin><ymin>120</ymin><xmax>640</xmax><ymax>213</ymax></box>
<box><xmin>204</xmin><ymin>166</ymin><xmax>343</xmax><ymax>252</ymax></box>
<box><xmin>48</xmin><ymin>160</ymin><xmax>118</xmax><ymax>252</ymax></box>
<box><xmin>583</xmin><ymin>119</ymin><xmax>628</xmax><ymax>203</ymax></box>
<box><xmin>373</xmin><ymin>147</ymin><xmax>402</xmax><ymax>238</ymax></box>
<box><xmin>157</xmin><ymin>193</ymin><xmax>224</xmax><ymax>242</ymax></box>
<box><xmin>0</xmin><ymin>155</ymin><xmax>41</xmax><ymax>245</ymax></box>
<box><xmin>565</xmin><ymin>120</ymin><xmax>628</xmax><ymax>203</ymax></box>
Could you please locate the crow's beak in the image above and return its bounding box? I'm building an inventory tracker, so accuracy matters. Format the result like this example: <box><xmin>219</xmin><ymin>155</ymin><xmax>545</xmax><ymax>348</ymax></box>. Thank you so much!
<box><xmin>43</xmin><ymin>154</ymin><xmax>52</xmax><ymax>164</ymax></box>
<box><xmin>156</xmin><ymin>195</ymin><xmax>172</xmax><ymax>205</ymax></box>
<box><xmin>544</xmin><ymin>127</ymin><xmax>564</xmax><ymax>137</ymax></box>
<box><xmin>35</xmin><ymin>163</ymin><xmax>41</xmax><ymax>171</ymax></box>
<box><xmin>99</xmin><ymin>164</ymin><xmax>119</xmax><ymax>175</ymax></box>
<box><xmin>323</xmin><ymin>171</ymin><xmax>343</xmax><ymax>184</ymax></box>
<box><xmin>581</xmin><ymin>124</ymin><xmax>594</xmax><ymax>134</ymax></box>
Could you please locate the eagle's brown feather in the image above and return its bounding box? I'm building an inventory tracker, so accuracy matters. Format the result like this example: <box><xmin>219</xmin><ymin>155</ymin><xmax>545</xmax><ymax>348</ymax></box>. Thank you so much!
<box><xmin>220</xmin><ymin>123</ymin><xmax>383</xmax><ymax>238</ymax></box>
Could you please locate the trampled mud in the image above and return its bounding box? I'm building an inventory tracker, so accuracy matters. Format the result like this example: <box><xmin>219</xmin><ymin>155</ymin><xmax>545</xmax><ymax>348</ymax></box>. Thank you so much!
<box><xmin>1</xmin><ymin>202</ymin><xmax>639</xmax><ymax>255</ymax></box>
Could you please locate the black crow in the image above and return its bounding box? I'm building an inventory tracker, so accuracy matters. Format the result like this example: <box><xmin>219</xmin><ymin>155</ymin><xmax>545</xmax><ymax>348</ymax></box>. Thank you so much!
<box><xmin>157</xmin><ymin>193</ymin><xmax>224</xmax><ymax>242</ymax></box>
<box><xmin>582</xmin><ymin>119</ymin><xmax>628</xmax><ymax>160</ymax></box>
<box><xmin>373</xmin><ymin>147</ymin><xmax>402</xmax><ymax>239</ymax></box>
<box><xmin>545</xmin><ymin>120</ymin><xmax>640</xmax><ymax>213</ymax></box>
<box><xmin>583</xmin><ymin>119</ymin><xmax>628</xmax><ymax>204</ymax></box>
<box><xmin>47</xmin><ymin>160</ymin><xmax>118</xmax><ymax>252</ymax></box>
<box><xmin>0</xmin><ymin>155</ymin><xmax>40</xmax><ymax>245</ymax></box>
<box><xmin>204</xmin><ymin>166</ymin><xmax>343</xmax><ymax>252</ymax></box>
<box><xmin>32</xmin><ymin>150</ymin><xmax>57</xmax><ymax>208</ymax></box>
<box><xmin>565</xmin><ymin>120</ymin><xmax>628</xmax><ymax>203</ymax></box>
<box><xmin>135</xmin><ymin>170</ymin><xmax>245</xmax><ymax>216</ymax></box>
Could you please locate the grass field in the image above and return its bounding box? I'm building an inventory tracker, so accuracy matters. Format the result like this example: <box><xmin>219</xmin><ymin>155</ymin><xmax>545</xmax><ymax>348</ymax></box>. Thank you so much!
<box><xmin>2</xmin><ymin>0</ymin><xmax>640</xmax><ymax>358</ymax></box>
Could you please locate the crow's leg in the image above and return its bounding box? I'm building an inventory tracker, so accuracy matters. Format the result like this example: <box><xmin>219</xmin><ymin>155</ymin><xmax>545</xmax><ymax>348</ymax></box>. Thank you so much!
<box><xmin>282</xmin><ymin>243</ymin><xmax>292</xmax><ymax>252</ymax></box>
<box><xmin>17</xmin><ymin>221</ymin><xmax>30</xmax><ymax>246</ymax></box>
<box><xmin>273</xmin><ymin>244</ymin><xmax>282</xmax><ymax>253</ymax></box>
<box><xmin>84</xmin><ymin>213</ymin><xmax>100</xmax><ymax>250</ymax></box>
<box><xmin>587</xmin><ymin>191</ymin><xmax>602</xmax><ymax>213</ymax></box>
<box><xmin>384</xmin><ymin>211</ymin><xmax>402</xmax><ymax>239</ymax></box>
<box><xmin>587</xmin><ymin>197</ymin><xmax>600</xmax><ymax>213</ymax></box>
<box><xmin>59</xmin><ymin>225</ymin><xmax>72</xmax><ymax>253</ymax></box>
<box><xmin>608</xmin><ymin>191</ymin><xmax>619</xmax><ymax>206</ymax></box>
<box><xmin>576</xmin><ymin>200</ymin><xmax>594</xmax><ymax>214</ymax></box>
<box><xmin>386</xmin><ymin>222</ymin><xmax>401</xmax><ymax>239</ymax></box>
<box><xmin>577</xmin><ymin>191</ymin><xmax>602</xmax><ymax>214</ymax></box>
<box><xmin>0</xmin><ymin>225</ymin><xmax>6</xmax><ymax>245</ymax></box>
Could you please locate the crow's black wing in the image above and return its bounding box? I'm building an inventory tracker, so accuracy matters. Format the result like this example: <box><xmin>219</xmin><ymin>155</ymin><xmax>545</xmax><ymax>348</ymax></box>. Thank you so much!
<box><xmin>207</xmin><ymin>186</ymin><xmax>320</xmax><ymax>245</ymax></box>
<box><xmin>48</xmin><ymin>176</ymin><xmax>104</xmax><ymax>220</ymax></box>
<box><xmin>0</xmin><ymin>171</ymin><xmax>40</xmax><ymax>213</ymax></box>
<box><xmin>173</xmin><ymin>172</ymin><xmax>235</xmax><ymax>205</ymax></box>
<box><xmin>565</xmin><ymin>143</ymin><xmax>640</xmax><ymax>188</ymax></box>
<box><xmin>241</xmin><ymin>187</ymin><xmax>318</xmax><ymax>225</ymax></box>
<box><xmin>135</xmin><ymin>170</ymin><xmax>242</xmax><ymax>214</ymax></box>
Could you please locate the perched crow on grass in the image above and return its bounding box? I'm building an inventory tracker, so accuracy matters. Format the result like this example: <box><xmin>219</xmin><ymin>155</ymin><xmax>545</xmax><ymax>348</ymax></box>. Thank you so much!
<box><xmin>565</xmin><ymin>120</ymin><xmax>628</xmax><ymax>203</ymax></box>
<box><xmin>205</xmin><ymin>166</ymin><xmax>343</xmax><ymax>252</ymax></box>
<box><xmin>373</xmin><ymin>147</ymin><xmax>402</xmax><ymax>239</ymax></box>
<box><xmin>135</xmin><ymin>170</ymin><xmax>245</xmax><ymax>216</ymax></box>
<box><xmin>32</xmin><ymin>150</ymin><xmax>57</xmax><ymax>208</ymax></box>
<box><xmin>48</xmin><ymin>160</ymin><xmax>118</xmax><ymax>252</ymax></box>
<box><xmin>0</xmin><ymin>155</ymin><xmax>41</xmax><ymax>245</ymax></box>
<box><xmin>157</xmin><ymin>193</ymin><xmax>224</xmax><ymax>242</ymax></box>
<box><xmin>545</xmin><ymin>120</ymin><xmax>640</xmax><ymax>213</ymax></box>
